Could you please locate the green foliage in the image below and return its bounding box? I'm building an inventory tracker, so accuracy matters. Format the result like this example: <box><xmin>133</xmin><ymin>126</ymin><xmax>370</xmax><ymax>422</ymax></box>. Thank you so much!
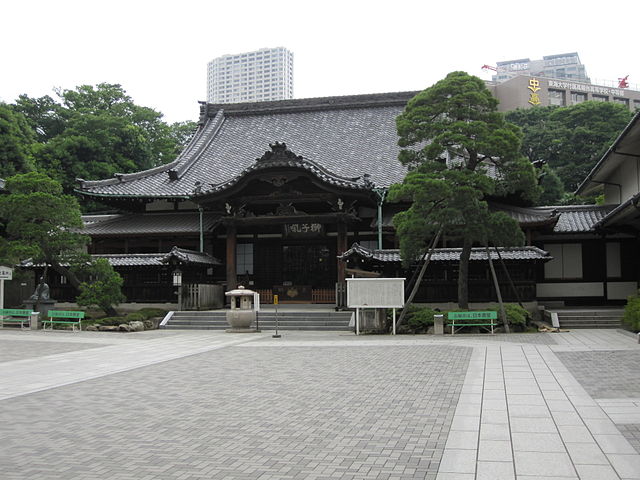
<box><xmin>136</xmin><ymin>308</ymin><xmax>168</xmax><ymax>319</ymax></box>
<box><xmin>72</xmin><ymin>258</ymin><xmax>125</xmax><ymax>313</ymax></box>
<box><xmin>537</xmin><ymin>164</ymin><xmax>565</xmax><ymax>205</ymax></box>
<box><xmin>399</xmin><ymin>304</ymin><xmax>529</xmax><ymax>334</ymax></box>
<box><xmin>397</xmin><ymin>72</ymin><xmax>523</xmax><ymax>169</ymax></box>
<box><xmin>125</xmin><ymin>312</ymin><xmax>145</xmax><ymax>322</ymax></box>
<box><xmin>500</xmin><ymin>304</ymin><xmax>529</xmax><ymax>331</ymax></box>
<box><xmin>506</xmin><ymin>102</ymin><xmax>632</xmax><ymax>192</ymax></box>
<box><xmin>0</xmin><ymin>172</ymin><xmax>88</xmax><ymax>266</ymax></box>
<box><xmin>7</xmin><ymin>84</ymin><xmax>196</xmax><ymax>204</ymax></box>
<box><xmin>622</xmin><ymin>291</ymin><xmax>640</xmax><ymax>332</ymax></box>
<box><xmin>402</xmin><ymin>305</ymin><xmax>438</xmax><ymax>333</ymax></box>
<box><xmin>95</xmin><ymin>316</ymin><xmax>126</xmax><ymax>327</ymax></box>
<box><xmin>0</xmin><ymin>103</ymin><xmax>36</xmax><ymax>178</ymax></box>
<box><xmin>12</xmin><ymin>94</ymin><xmax>66</xmax><ymax>142</ymax></box>
<box><xmin>392</xmin><ymin>72</ymin><xmax>536</xmax><ymax>309</ymax></box>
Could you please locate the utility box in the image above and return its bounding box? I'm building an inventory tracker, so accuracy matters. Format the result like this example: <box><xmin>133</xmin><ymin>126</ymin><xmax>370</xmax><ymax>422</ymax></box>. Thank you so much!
<box><xmin>433</xmin><ymin>314</ymin><xmax>444</xmax><ymax>335</ymax></box>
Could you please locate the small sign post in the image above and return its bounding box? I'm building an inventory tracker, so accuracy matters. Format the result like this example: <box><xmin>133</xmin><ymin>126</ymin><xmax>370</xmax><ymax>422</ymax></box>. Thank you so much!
<box><xmin>272</xmin><ymin>294</ymin><xmax>281</xmax><ymax>338</ymax></box>
<box><xmin>0</xmin><ymin>266</ymin><xmax>13</xmax><ymax>311</ymax></box>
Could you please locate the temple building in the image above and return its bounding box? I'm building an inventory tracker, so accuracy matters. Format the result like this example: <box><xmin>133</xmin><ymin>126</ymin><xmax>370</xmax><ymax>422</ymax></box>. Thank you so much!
<box><xmin>60</xmin><ymin>93</ymin><xmax>640</xmax><ymax>308</ymax></box>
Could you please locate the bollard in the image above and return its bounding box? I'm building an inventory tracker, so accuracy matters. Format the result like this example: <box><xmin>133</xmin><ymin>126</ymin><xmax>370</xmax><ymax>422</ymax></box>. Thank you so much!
<box><xmin>30</xmin><ymin>312</ymin><xmax>40</xmax><ymax>330</ymax></box>
<box><xmin>434</xmin><ymin>314</ymin><xmax>444</xmax><ymax>335</ymax></box>
<box><xmin>637</xmin><ymin>332</ymin><xmax>640</xmax><ymax>344</ymax></box>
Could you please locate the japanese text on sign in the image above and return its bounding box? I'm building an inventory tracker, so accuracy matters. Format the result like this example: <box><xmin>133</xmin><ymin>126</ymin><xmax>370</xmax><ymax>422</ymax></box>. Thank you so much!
<box><xmin>284</xmin><ymin>223</ymin><xmax>324</xmax><ymax>237</ymax></box>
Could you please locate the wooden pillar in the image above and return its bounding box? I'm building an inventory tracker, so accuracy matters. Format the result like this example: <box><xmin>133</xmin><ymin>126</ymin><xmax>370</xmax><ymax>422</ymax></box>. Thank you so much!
<box><xmin>337</xmin><ymin>220</ymin><xmax>348</xmax><ymax>284</ymax></box>
<box><xmin>226</xmin><ymin>223</ymin><xmax>237</xmax><ymax>290</ymax></box>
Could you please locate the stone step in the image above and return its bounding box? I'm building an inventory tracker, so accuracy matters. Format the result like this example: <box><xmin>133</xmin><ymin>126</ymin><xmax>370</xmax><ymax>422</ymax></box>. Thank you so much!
<box><xmin>163</xmin><ymin>310</ymin><xmax>353</xmax><ymax>331</ymax></box>
<box><xmin>544</xmin><ymin>309</ymin><xmax>624</xmax><ymax>329</ymax></box>
<box><xmin>164</xmin><ymin>325</ymin><xmax>351</xmax><ymax>331</ymax></box>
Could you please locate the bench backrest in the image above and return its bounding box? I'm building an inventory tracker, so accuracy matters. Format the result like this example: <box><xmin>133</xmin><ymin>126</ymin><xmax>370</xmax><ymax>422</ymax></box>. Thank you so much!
<box><xmin>48</xmin><ymin>310</ymin><xmax>85</xmax><ymax>319</ymax></box>
<box><xmin>0</xmin><ymin>308</ymin><xmax>33</xmax><ymax>317</ymax></box>
<box><xmin>448</xmin><ymin>311</ymin><xmax>498</xmax><ymax>321</ymax></box>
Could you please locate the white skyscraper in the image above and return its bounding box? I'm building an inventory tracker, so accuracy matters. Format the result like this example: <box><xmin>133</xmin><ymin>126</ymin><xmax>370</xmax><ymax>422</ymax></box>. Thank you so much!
<box><xmin>207</xmin><ymin>47</ymin><xmax>294</xmax><ymax>104</ymax></box>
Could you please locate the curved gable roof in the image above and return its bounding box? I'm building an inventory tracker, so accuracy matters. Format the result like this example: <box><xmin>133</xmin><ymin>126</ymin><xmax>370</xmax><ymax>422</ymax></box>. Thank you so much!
<box><xmin>77</xmin><ymin>92</ymin><xmax>416</xmax><ymax>199</ymax></box>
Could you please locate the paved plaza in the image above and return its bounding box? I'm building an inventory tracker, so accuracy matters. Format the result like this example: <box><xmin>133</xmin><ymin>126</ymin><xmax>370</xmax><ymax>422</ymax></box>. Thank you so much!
<box><xmin>0</xmin><ymin>328</ymin><xmax>639</xmax><ymax>479</ymax></box>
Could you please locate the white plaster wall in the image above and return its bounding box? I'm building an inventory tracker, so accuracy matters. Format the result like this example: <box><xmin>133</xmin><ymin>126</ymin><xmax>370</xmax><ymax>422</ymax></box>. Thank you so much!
<box><xmin>607</xmin><ymin>281</ymin><xmax>638</xmax><ymax>300</ymax></box>
<box><xmin>607</xmin><ymin>158</ymin><xmax>640</xmax><ymax>204</ymax></box>
<box><xmin>536</xmin><ymin>282</ymin><xmax>603</xmax><ymax>297</ymax></box>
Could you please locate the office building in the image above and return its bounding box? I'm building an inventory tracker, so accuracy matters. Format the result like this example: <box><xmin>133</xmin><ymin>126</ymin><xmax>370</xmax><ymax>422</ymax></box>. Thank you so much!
<box><xmin>207</xmin><ymin>47</ymin><xmax>294</xmax><ymax>104</ymax></box>
<box><xmin>488</xmin><ymin>75</ymin><xmax>640</xmax><ymax>112</ymax></box>
<box><xmin>493</xmin><ymin>52</ymin><xmax>590</xmax><ymax>83</ymax></box>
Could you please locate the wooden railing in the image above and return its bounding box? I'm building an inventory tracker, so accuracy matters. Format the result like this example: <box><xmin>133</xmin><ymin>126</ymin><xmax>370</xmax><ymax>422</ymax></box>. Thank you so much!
<box><xmin>312</xmin><ymin>288</ymin><xmax>335</xmax><ymax>303</ymax></box>
<box><xmin>254</xmin><ymin>288</ymin><xmax>335</xmax><ymax>304</ymax></box>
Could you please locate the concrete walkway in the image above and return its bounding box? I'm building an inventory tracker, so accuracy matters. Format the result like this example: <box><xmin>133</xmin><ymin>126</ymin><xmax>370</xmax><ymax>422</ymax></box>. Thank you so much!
<box><xmin>0</xmin><ymin>328</ymin><xmax>638</xmax><ymax>479</ymax></box>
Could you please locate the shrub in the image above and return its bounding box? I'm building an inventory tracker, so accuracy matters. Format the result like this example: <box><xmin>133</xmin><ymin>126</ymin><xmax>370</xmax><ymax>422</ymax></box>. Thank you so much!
<box><xmin>95</xmin><ymin>316</ymin><xmax>125</xmax><ymax>326</ymax></box>
<box><xmin>503</xmin><ymin>304</ymin><xmax>529</xmax><ymax>331</ymax></box>
<box><xmin>136</xmin><ymin>308</ymin><xmax>168</xmax><ymax>320</ymax></box>
<box><xmin>623</xmin><ymin>291</ymin><xmax>640</xmax><ymax>332</ymax></box>
<box><xmin>402</xmin><ymin>305</ymin><xmax>438</xmax><ymax>333</ymax></box>
<box><xmin>125</xmin><ymin>312</ymin><xmax>145</xmax><ymax>322</ymax></box>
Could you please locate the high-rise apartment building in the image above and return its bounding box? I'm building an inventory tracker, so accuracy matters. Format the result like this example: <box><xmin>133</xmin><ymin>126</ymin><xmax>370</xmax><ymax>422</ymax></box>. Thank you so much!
<box><xmin>493</xmin><ymin>52</ymin><xmax>590</xmax><ymax>84</ymax></box>
<box><xmin>207</xmin><ymin>47</ymin><xmax>294</xmax><ymax>104</ymax></box>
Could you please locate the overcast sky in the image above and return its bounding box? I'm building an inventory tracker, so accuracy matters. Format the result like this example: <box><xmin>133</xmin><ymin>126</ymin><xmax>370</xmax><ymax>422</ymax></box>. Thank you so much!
<box><xmin>2</xmin><ymin>0</ymin><xmax>638</xmax><ymax>124</ymax></box>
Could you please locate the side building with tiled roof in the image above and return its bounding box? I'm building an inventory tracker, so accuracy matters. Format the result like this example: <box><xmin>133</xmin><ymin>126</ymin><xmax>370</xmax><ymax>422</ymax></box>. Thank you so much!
<box><xmin>64</xmin><ymin>92</ymin><xmax>640</xmax><ymax>308</ymax></box>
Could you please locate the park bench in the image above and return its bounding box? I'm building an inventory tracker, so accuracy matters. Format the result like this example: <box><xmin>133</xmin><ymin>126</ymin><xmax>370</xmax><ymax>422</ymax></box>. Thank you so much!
<box><xmin>447</xmin><ymin>311</ymin><xmax>498</xmax><ymax>335</ymax></box>
<box><xmin>42</xmin><ymin>310</ymin><xmax>85</xmax><ymax>332</ymax></box>
<box><xmin>0</xmin><ymin>309</ymin><xmax>34</xmax><ymax>329</ymax></box>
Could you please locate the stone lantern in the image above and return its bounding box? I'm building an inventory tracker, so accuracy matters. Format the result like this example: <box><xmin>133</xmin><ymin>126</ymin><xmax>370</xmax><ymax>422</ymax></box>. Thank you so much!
<box><xmin>225</xmin><ymin>285</ymin><xmax>257</xmax><ymax>332</ymax></box>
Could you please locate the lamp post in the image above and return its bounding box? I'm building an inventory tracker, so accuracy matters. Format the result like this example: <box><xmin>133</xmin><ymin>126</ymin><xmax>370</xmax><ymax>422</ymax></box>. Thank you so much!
<box><xmin>172</xmin><ymin>268</ymin><xmax>183</xmax><ymax>311</ymax></box>
<box><xmin>372</xmin><ymin>187</ymin><xmax>387</xmax><ymax>249</ymax></box>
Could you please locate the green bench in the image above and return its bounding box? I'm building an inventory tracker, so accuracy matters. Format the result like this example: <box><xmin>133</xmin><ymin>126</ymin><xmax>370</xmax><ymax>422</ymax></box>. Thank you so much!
<box><xmin>0</xmin><ymin>309</ymin><xmax>34</xmax><ymax>329</ymax></box>
<box><xmin>447</xmin><ymin>311</ymin><xmax>497</xmax><ymax>335</ymax></box>
<box><xmin>43</xmin><ymin>310</ymin><xmax>85</xmax><ymax>332</ymax></box>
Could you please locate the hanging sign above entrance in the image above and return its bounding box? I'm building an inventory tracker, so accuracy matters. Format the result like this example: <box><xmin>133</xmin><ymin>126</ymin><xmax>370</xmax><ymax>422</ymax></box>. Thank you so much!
<box><xmin>283</xmin><ymin>222</ymin><xmax>324</xmax><ymax>238</ymax></box>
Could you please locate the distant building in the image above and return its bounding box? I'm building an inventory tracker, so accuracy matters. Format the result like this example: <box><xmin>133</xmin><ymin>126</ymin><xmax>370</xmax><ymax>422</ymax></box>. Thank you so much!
<box><xmin>493</xmin><ymin>52</ymin><xmax>590</xmax><ymax>83</ymax></box>
<box><xmin>206</xmin><ymin>47</ymin><xmax>294</xmax><ymax>104</ymax></box>
<box><xmin>488</xmin><ymin>75</ymin><xmax>640</xmax><ymax>112</ymax></box>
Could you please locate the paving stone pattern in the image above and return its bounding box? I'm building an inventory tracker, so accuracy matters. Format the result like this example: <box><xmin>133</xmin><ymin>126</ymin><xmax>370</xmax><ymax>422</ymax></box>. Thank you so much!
<box><xmin>0</xmin><ymin>344</ymin><xmax>471</xmax><ymax>480</ymax></box>
<box><xmin>471</xmin><ymin>333</ymin><xmax>557</xmax><ymax>345</ymax></box>
<box><xmin>0</xmin><ymin>339</ymin><xmax>101</xmax><ymax>363</ymax></box>
<box><xmin>618</xmin><ymin>425</ymin><xmax>640</xmax><ymax>455</ymax></box>
<box><xmin>556</xmin><ymin>350</ymin><xmax>640</xmax><ymax>399</ymax></box>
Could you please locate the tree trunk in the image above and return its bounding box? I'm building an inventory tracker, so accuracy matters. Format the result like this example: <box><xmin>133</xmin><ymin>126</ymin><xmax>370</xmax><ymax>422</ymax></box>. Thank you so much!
<box><xmin>51</xmin><ymin>260</ymin><xmax>119</xmax><ymax>317</ymax></box>
<box><xmin>457</xmin><ymin>239</ymin><xmax>472</xmax><ymax>309</ymax></box>
<box><xmin>50</xmin><ymin>260</ymin><xmax>82</xmax><ymax>289</ymax></box>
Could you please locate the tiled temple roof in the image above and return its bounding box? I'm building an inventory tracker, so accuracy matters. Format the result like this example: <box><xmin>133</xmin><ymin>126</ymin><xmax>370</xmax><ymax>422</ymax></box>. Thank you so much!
<box><xmin>77</xmin><ymin>92</ymin><xmax>417</xmax><ymax>199</ymax></box>
<box><xmin>21</xmin><ymin>248</ymin><xmax>220</xmax><ymax>268</ymax></box>
<box><xmin>161</xmin><ymin>246</ymin><xmax>221</xmax><ymax>265</ymax></box>
<box><xmin>339</xmin><ymin>243</ymin><xmax>551</xmax><ymax>263</ymax></box>
<box><xmin>528</xmin><ymin>204</ymin><xmax>615</xmax><ymax>233</ymax></box>
<box><xmin>82</xmin><ymin>212</ymin><xmax>220</xmax><ymax>236</ymax></box>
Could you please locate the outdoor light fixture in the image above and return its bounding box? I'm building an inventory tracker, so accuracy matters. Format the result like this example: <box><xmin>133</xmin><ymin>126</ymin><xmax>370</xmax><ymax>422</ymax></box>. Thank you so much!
<box><xmin>172</xmin><ymin>268</ymin><xmax>182</xmax><ymax>287</ymax></box>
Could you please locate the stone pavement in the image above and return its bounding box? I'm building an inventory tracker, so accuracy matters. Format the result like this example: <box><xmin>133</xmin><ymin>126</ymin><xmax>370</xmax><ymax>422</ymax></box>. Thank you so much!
<box><xmin>0</xmin><ymin>328</ymin><xmax>638</xmax><ymax>479</ymax></box>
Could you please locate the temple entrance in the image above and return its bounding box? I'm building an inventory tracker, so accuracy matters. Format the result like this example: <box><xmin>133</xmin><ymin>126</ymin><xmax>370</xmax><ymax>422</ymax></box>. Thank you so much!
<box><xmin>282</xmin><ymin>245</ymin><xmax>332</xmax><ymax>285</ymax></box>
<box><xmin>251</xmin><ymin>241</ymin><xmax>336</xmax><ymax>303</ymax></box>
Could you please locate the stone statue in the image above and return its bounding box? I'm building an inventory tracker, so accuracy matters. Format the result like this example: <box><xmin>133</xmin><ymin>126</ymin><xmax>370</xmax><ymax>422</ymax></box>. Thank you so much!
<box><xmin>29</xmin><ymin>277</ymin><xmax>50</xmax><ymax>301</ymax></box>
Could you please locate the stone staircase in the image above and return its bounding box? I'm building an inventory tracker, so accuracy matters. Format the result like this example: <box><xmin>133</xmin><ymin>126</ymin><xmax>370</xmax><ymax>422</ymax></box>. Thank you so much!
<box><xmin>545</xmin><ymin>308</ymin><xmax>624</xmax><ymax>329</ymax></box>
<box><xmin>161</xmin><ymin>309</ymin><xmax>353</xmax><ymax>331</ymax></box>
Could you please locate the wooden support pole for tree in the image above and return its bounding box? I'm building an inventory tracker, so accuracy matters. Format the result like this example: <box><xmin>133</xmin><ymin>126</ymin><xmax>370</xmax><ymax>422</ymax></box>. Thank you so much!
<box><xmin>394</xmin><ymin>226</ymin><xmax>443</xmax><ymax>331</ymax></box>
<box><xmin>494</xmin><ymin>246</ymin><xmax>524</xmax><ymax>308</ymax></box>
<box><xmin>486</xmin><ymin>246</ymin><xmax>509</xmax><ymax>334</ymax></box>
